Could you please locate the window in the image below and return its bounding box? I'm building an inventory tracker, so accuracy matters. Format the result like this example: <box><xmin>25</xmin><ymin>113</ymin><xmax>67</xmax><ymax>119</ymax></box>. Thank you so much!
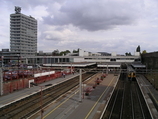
<box><xmin>110</xmin><ymin>58</ymin><xmax>116</xmax><ymax>61</ymax></box>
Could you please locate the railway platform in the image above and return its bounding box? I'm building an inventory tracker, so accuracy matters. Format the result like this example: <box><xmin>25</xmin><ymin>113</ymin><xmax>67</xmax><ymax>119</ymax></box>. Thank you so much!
<box><xmin>137</xmin><ymin>75</ymin><xmax>158</xmax><ymax>119</ymax></box>
<box><xmin>35</xmin><ymin>73</ymin><xmax>158</xmax><ymax>119</ymax></box>
<box><xmin>2</xmin><ymin>72</ymin><xmax>157</xmax><ymax>119</ymax></box>
<box><xmin>34</xmin><ymin>73</ymin><xmax>119</xmax><ymax>119</ymax></box>
<box><xmin>0</xmin><ymin>72</ymin><xmax>80</xmax><ymax>107</ymax></box>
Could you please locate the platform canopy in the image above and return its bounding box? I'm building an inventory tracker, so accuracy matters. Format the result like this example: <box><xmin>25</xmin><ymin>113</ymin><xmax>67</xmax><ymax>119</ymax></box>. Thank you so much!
<box><xmin>131</xmin><ymin>63</ymin><xmax>146</xmax><ymax>68</ymax></box>
<box><xmin>43</xmin><ymin>62</ymin><xmax>96</xmax><ymax>67</ymax></box>
<box><xmin>97</xmin><ymin>62</ymin><xmax>121</xmax><ymax>68</ymax></box>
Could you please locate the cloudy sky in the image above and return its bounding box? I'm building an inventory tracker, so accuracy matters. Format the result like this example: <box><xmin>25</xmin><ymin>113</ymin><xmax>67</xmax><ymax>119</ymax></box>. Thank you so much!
<box><xmin>0</xmin><ymin>0</ymin><xmax>158</xmax><ymax>54</ymax></box>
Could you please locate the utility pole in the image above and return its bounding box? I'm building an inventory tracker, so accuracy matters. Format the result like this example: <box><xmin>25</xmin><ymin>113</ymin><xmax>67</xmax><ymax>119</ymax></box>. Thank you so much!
<box><xmin>0</xmin><ymin>68</ymin><xmax>3</xmax><ymax>95</ymax></box>
<box><xmin>17</xmin><ymin>54</ymin><xmax>20</xmax><ymax>77</ymax></box>
<box><xmin>1</xmin><ymin>56</ymin><xmax>3</xmax><ymax>68</ymax></box>
<box><xmin>106</xmin><ymin>63</ymin><xmax>108</xmax><ymax>75</ymax></box>
<box><xmin>79</xmin><ymin>69</ymin><xmax>82</xmax><ymax>102</ymax></box>
<box><xmin>40</xmin><ymin>86</ymin><xmax>44</xmax><ymax>119</ymax></box>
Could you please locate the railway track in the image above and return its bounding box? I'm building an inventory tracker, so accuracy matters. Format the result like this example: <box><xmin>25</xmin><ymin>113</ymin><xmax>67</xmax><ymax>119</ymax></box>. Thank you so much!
<box><xmin>102</xmin><ymin>72</ymin><xmax>152</xmax><ymax>119</ymax></box>
<box><xmin>0</xmin><ymin>72</ymin><xmax>96</xmax><ymax>119</ymax></box>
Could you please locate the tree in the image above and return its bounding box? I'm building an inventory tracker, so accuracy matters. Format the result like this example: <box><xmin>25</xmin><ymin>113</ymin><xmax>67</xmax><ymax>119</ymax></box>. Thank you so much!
<box><xmin>142</xmin><ymin>50</ymin><xmax>147</xmax><ymax>54</ymax></box>
<box><xmin>73</xmin><ymin>48</ymin><xmax>79</xmax><ymax>53</ymax></box>
<box><xmin>125</xmin><ymin>52</ymin><xmax>132</xmax><ymax>56</ymax></box>
<box><xmin>53</xmin><ymin>49</ymin><xmax>60</xmax><ymax>56</ymax></box>
<box><xmin>128</xmin><ymin>52</ymin><xmax>132</xmax><ymax>56</ymax></box>
<box><xmin>136</xmin><ymin>45</ymin><xmax>141</xmax><ymax>52</ymax></box>
<box><xmin>60</xmin><ymin>50</ymin><xmax>71</xmax><ymax>56</ymax></box>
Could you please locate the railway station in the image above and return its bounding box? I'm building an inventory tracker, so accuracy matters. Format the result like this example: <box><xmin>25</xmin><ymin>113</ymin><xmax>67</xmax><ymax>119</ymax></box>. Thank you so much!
<box><xmin>0</xmin><ymin>29</ymin><xmax>158</xmax><ymax>119</ymax></box>
<box><xmin>0</xmin><ymin>50</ymin><xmax>158</xmax><ymax>119</ymax></box>
<box><xmin>0</xmin><ymin>60</ymin><xmax>158</xmax><ymax>119</ymax></box>
<box><xmin>0</xmin><ymin>6</ymin><xmax>158</xmax><ymax>119</ymax></box>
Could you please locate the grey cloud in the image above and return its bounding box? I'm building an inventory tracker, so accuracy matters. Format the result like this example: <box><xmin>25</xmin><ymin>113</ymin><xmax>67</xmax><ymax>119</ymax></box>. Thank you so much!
<box><xmin>44</xmin><ymin>0</ymin><xmax>141</xmax><ymax>31</ymax></box>
<box><xmin>9</xmin><ymin>0</ymin><xmax>66</xmax><ymax>10</ymax></box>
<box><xmin>40</xmin><ymin>32</ymin><xmax>62</xmax><ymax>41</ymax></box>
<box><xmin>54</xmin><ymin>27</ymin><xmax>66</xmax><ymax>31</ymax></box>
<box><xmin>44</xmin><ymin>36</ymin><xmax>60</xmax><ymax>41</ymax></box>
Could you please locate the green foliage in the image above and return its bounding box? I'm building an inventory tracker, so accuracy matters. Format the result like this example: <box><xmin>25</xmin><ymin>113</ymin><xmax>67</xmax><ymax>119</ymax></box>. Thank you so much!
<box><xmin>125</xmin><ymin>52</ymin><xmax>132</xmax><ymax>56</ymax></box>
<box><xmin>73</xmin><ymin>48</ymin><xmax>79</xmax><ymax>53</ymax></box>
<box><xmin>60</xmin><ymin>50</ymin><xmax>71</xmax><ymax>56</ymax></box>
<box><xmin>52</xmin><ymin>49</ymin><xmax>60</xmax><ymax>56</ymax></box>
<box><xmin>142</xmin><ymin>50</ymin><xmax>147</xmax><ymax>54</ymax></box>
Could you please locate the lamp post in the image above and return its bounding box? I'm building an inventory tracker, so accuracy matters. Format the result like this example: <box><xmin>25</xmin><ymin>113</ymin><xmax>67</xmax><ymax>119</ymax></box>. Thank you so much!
<box><xmin>17</xmin><ymin>54</ymin><xmax>20</xmax><ymax>77</ymax></box>
<box><xmin>106</xmin><ymin>63</ymin><xmax>108</xmax><ymax>75</ymax></box>
<box><xmin>79</xmin><ymin>69</ymin><xmax>82</xmax><ymax>102</ymax></box>
<box><xmin>38</xmin><ymin>84</ymin><xmax>52</xmax><ymax>119</ymax></box>
<box><xmin>39</xmin><ymin>86</ymin><xmax>44</xmax><ymax>119</ymax></box>
<box><xmin>31</xmin><ymin>83</ymin><xmax>45</xmax><ymax>119</ymax></box>
<box><xmin>1</xmin><ymin>56</ymin><xmax>3</xmax><ymax>68</ymax></box>
<box><xmin>0</xmin><ymin>68</ymin><xmax>3</xmax><ymax>96</ymax></box>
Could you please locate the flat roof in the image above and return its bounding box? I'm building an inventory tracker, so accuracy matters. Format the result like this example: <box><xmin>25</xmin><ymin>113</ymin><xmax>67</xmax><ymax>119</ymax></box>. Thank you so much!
<box><xmin>131</xmin><ymin>63</ymin><xmax>146</xmax><ymax>68</ymax></box>
<box><xmin>97</xmin><ymin>62</ymin><xmax>121</xmax><ymax>68</ymax></box>
<box><xmin>43</xmin><ymin>62</ymin><xmax>96</xmax><ymax>67</ymax></box>
<box><xmin>97</xmin><ymin>65</ymin><xmax>120</xmax><ymax>68</ymax></box>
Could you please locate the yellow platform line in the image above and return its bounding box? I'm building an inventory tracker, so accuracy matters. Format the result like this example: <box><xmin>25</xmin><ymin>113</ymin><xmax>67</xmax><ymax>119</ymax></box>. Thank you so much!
<box><xmin>43</xmin><ymin>91</ymin><xmax>78</xmax><ymax>119</ymax></box>
<box><xmin>84</xmin><ymin>76</ymin><xmax>116</xmax><ymax>119</ymax></box>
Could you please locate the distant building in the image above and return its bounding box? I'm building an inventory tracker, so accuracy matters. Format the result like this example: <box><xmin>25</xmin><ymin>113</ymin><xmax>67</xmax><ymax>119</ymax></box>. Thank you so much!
<box><xmin>79</xmin><ymin>49</ymin><xmax>101</xmax><ymax>56</ymax></box>
<box><xmin>10</xmin><ymin>6</ymin><xmax>37</xmax><ymax>56</ymax></box>
<box><xmin>98</xmin><ymin>52</ymin><xmax>111</xmax><ymax>56</ymax></box>
<box><xmin>141</xmin><ymin>51</ymin><xmax>158</xmax><ymax>69</ymax></box>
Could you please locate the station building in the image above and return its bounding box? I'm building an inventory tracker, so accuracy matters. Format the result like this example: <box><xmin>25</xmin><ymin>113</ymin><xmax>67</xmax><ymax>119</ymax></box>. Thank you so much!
<box><xmin>0</xmin><ymin>48</ymin><xmax>141</xmax><ymax>67</ymax></box>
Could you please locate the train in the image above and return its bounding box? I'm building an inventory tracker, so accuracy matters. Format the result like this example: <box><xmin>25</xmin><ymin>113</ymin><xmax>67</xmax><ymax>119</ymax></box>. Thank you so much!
<box><xmin>127</xmin><ymin>65</ymin><xmax>136</xmax><ymax>80</ymax></box>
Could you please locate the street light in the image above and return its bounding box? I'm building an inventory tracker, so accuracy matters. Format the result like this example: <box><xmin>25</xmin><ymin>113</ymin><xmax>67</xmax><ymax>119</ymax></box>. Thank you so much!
<box><xmin>39</xmin><ymin>86</ymin><xmax>44</xmax><ymax>119</ymax></box>
<box><xmin>17</xmin><ymin>54</ymin><xmax>20</xmax><ymax>77</ymax></box>
<box><xmin>39</xmin><ymin>84</ymin><xmax>52</xmax><ymax>119</ymax></box>
<box><xmin>31</xmin><ymin>84</ymin><xmax>44</xmax><ymax>119</ymax></box>
<box><xmin>0</xmin><ymin>68</ymin><xmax>3</xmax><ymax>96</ymax></box>
<box><xmin>32</xmin><ymin>84</ymin><xmax>52</xmax><ymax>119</ymax></box>
<box><xmin>1</xmin><ymin>56</ymin><xmax>3</xmax><ymax>68</ymax></box>
<box><xmin>79</xmin><ymin>69</ymin><xmax>82</xmax><ymax>102</ymax></box>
